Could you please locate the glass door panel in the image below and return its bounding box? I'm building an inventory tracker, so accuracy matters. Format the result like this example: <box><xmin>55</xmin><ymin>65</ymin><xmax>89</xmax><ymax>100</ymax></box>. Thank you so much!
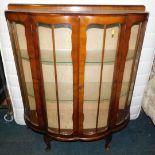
<box><xmin>83</xmin><ymin>24</ymin><xmax>120</xmax><ymax>134</ymax></box>
<box><xmin>38</xmin><ymin>24</ymin><xmax>73</xmax><ymax>135</ymax></box>
<box><xmin>117</xmin><ymin>24</ymin><xmax>140</xmax><ymax>124</ymax></box>
<box><xmin>15</xmin><ymin>23</ymin><xmax>38</xmax><ymax>125</ymax></box>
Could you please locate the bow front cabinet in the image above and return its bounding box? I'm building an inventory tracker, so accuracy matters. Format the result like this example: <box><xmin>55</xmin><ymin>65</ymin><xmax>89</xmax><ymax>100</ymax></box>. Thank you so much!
<box><xmin>5</xmin><ymin>4</ymin><xmax>148</xmax><ymax>150</ymax></box>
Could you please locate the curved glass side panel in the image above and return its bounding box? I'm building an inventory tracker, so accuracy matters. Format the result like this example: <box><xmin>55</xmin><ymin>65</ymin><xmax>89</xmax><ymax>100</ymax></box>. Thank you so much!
<box><xmin>15</xmin><ymin>23</ymin><xmax>38</xmax><ymax>125</ymax></box>
<box><xmin>117</xmin><ymin>24</ymin><xmax>140</xmax><ymax>124</ymax></box>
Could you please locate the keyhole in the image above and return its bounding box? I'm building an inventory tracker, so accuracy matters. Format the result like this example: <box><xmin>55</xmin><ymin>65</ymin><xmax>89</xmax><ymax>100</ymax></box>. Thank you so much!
<box><xmin>112</xmin><ymin>29</ymin><xmax>115</xmax><ymax>38</ymax></box>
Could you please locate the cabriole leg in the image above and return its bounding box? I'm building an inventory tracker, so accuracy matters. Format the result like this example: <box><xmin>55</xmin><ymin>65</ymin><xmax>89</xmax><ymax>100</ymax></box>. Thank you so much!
<box><xmin>43</xmin><ymin>135</ymin><xmax>51</xmax><ymax>151</ymax></box>
<box><xmin>105</xmin><ymin>134</ymin><xmax>112</xmax><ymax>150</ymax></box>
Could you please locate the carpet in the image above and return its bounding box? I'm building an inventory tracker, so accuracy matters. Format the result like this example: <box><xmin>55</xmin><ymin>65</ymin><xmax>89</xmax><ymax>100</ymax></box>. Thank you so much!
<box><xmin>0</xmin><ymin>110</ymin><xmax>155</xmax><ymax>155</ymax></box>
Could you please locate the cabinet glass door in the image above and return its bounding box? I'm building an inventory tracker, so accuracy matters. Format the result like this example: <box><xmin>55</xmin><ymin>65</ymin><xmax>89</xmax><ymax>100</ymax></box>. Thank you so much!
<box><xmin>36</xmin><ymin>16</ymin><xmax>78</xmax><ymax>135</ymax></box>
<box><xmin>79</xmin><ymin>16</ymin><xmax>125</xmax><ymax>135</ymax></box>
<box><xmin>38</xmin><ymin>24</ymin><xmax>73</xmax><ymax>134</ymax></box>
<box><xmin>84</xmin><ymin>24</ymin><xmax>120</xmax><ymax>134</ymax></box>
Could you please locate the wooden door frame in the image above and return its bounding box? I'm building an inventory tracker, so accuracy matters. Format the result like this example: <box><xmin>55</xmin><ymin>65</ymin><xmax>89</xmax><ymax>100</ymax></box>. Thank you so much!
<box><xmin>78</xmin><ymin>15</ymin><xmax>126</xmax><ymax>135</ymax></box>
<box><xmin>31</xmin><ymin>14</ymin><xmax>80</xmax><ymax>137</ymax></box>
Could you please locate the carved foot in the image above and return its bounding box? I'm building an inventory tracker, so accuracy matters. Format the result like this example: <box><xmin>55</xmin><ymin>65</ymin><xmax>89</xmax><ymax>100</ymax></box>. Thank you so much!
<box><xmin>44</xmin><ymin>135</ymin><xmax>51</xmax><ymax>151</ymax></box>
<box><xmin>105</xmin><ymin>134</ymin><xmax>112</xmax><ymax>150</ymax></box>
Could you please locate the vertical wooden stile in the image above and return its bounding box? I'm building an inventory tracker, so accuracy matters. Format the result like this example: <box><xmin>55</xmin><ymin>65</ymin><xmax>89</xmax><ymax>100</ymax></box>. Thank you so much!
<box><xmin>78</xmin><ymin>18</ymin><xmax>87</xmax><ymax>134</ymax></box>
<box><xmin>24</xmin><ymin>18</ymin><xmax>47</xmax><ymax>129</ymax></box>
<box><xmin>71</xmin><ymin>18</ymin><xmax>80</xmax><ymax>136</ymax></box>
<box><xmin>30</xmin><ymin>19</ymin><xmax>48</xmax><ymax>130</ymax></box>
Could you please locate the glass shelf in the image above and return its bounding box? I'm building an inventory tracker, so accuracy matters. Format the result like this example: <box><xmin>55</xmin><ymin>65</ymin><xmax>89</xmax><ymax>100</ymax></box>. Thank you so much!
<box><xmin>25</xmin><ymin>81</ymin><xmax>129</xmax><ymax>102</ymax></box>
<box><xmin>26</xmin><ymin>82</ymin><xmax>73</xmax><ymax>101</ymax></box>
<box><xmin>86</xmin><ymin>49</ymin><xmax>134</xmax><ymax>64</ymax></box>
<box><xmin>18</xmin><ymin>49</ymin><xmax>135</xmax><ymax>65</ymax></box>
<box><xmin>84</xmin><ymin>82</ymin><xmax>129</xmax><ymax>101</ymax></box>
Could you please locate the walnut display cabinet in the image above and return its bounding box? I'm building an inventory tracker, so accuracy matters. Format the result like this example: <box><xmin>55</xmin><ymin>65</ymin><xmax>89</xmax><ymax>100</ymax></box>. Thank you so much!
<box><xmin>5</xmin><ymin>4</ymin><xmax>148</xmax><ymax>150</ymax></box>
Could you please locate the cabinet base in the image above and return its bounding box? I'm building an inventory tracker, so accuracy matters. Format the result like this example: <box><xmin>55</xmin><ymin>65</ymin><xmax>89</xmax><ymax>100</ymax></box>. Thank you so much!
<box><xmin>25</xmin><ymin>116</ymin><xmax>129</xmax><ymax>150</ymax></box>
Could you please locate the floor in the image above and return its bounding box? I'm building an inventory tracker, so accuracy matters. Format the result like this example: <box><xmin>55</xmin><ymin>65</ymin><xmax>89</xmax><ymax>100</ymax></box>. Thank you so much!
<box><xmin>0</xmin><ymin>109</ymin><xmax>155</xmax><ymax>155</ymax></box>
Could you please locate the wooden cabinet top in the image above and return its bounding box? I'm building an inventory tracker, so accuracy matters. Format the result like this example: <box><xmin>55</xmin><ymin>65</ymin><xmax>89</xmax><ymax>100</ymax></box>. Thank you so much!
<box><xmin>6</xmin><ymin>4</ymin><xmax>148</xmax><ymax>15</ymax></box>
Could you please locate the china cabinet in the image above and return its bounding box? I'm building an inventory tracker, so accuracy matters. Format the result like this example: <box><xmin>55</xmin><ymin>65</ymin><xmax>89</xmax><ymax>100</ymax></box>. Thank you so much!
<box><xmin>5</xmin><ymin>4</ymin><xmax>148</xmax><ymax>150</ymax></box>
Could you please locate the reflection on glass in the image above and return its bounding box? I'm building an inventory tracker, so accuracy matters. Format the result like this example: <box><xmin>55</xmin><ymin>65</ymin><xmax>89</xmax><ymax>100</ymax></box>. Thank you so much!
<box><xmin>83</xmin><ymin>24</ymin><xmax>119</xmax><ymax>134</ymax></box>
<box><xmin>38</xmin><ymin>24</ymin><xmax>73</xmax><ymax>135</ymax></box>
